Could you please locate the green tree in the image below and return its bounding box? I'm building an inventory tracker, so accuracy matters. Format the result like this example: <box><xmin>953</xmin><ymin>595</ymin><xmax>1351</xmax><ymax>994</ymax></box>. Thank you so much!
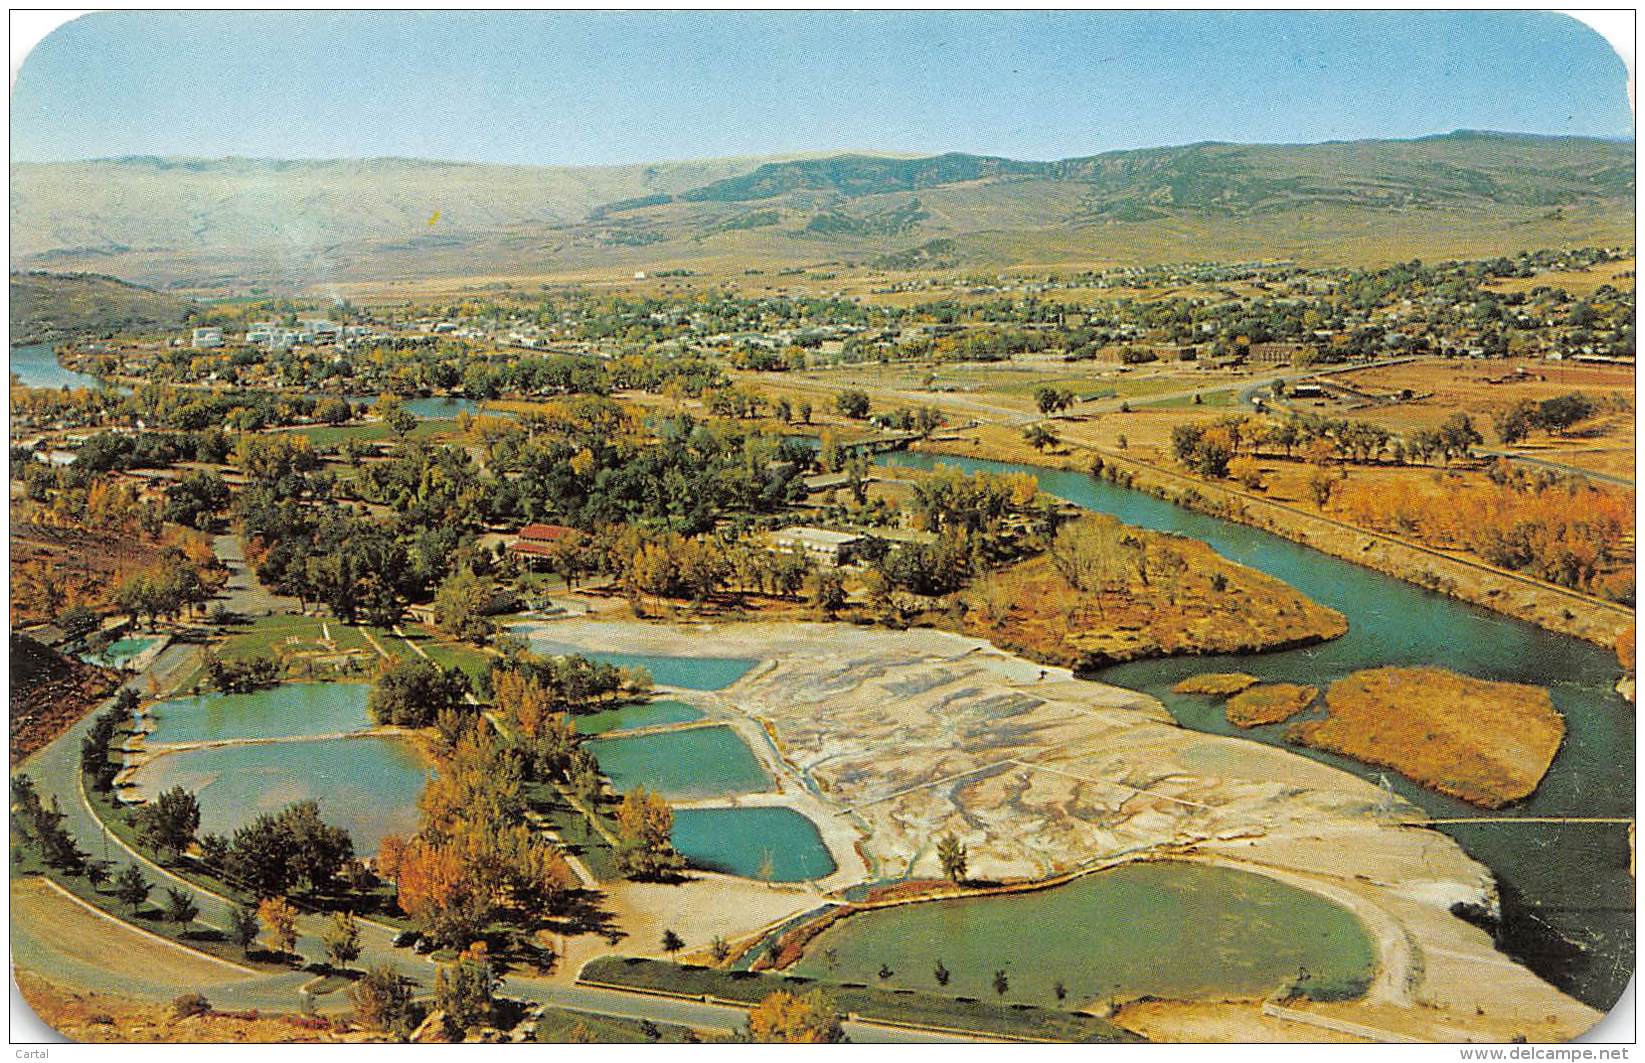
<box><xmin>163</xmin><ymin>887</ymin><xmax>200</xmax><ymax>924</ymax></box>
<box><xmin>323</xmin><ymin>910</ymin><xmax>362</xmax><ymax>970</ymax></box>
<box><xmin>84</xmin><ymin>859</ymin><xmax>112</xmax><ymax>890</ymax></box>
<box><xmin>807</xmin><ymin>567</ymin><xmax>847</xmax><ymax>618</ymax></box>
<box><xmin>433</xmin><ymin>568</ymin><xmax>497</xmax><ymax>645</ymax></box>
<box><xmin>993</xmin><ymin>969</ymin><xmax>1010</xmax><ymax>997</ymax></box>
<box><xmin>276</xmin><ymin>800</ymin><xmax>355</xmax><ymax>893</ymax></box>
<box><xmin>1023</xmin><ymin>424</ymin><xmax>1059</xmax><ymax>451</ymax></box>
<box><xmin>661</xmin><ymin>929</ymin><xmax>684</xmax><ymax>958</ymax></box>
<box><xmin>135</xmin><ymin>786</ymin><xmax>201</xmax><ymax>861</ymax></box>
<box><xmin>936</xmin><ymin>831</ymin><xmax>968</xmax><ymax>883</ymax></box>
<box><xmin>1438</xmin><ymin>412</ymin><xmax>1483</xmax><ymax>464</ymax></box>
<box><xmin>368</xmin><ymin>657</ymin><xmax>472</xmax><ymax>728</ymax></box>
<box><xmin>314</xmin><ymin>396</ymin><xmax>353</xmax><ymax>425</ymax></box>
<box><xmin>382</xmin><ymin>403</ymin><xmax>419</xmax><ymax>439</ymax></box>
<box><xmin>113</xmin><ymin>864</ymin><xmax>151</xmax><ymax>913</ymax></box>
<box><xmin>834</xmin><ymin>389</ymin><xmax>871</xmax><ymax>420</ymax></box>
<box><xmin>230</xmin><ymin>904</ymin><xmax>261</xmax><ymax>955</ymax></box>
<box><xmin>1034</xmin><ymin>385</ymin><xmax>1074</xmax><ymax>416</ymax></box>
<box><xmin>163</xmin><ymin>470</ymin><xmax>232</xmax><ymax>529</ymax></box>
<box><xmin>435</xmin><ymin>953</ymin><xmax>499</xmax><ymax>1037</ymax></box>
<box><xmin>349</xmin><ymin>965</ymin><xmax>417</xmax><ymax>1037</ymax></box>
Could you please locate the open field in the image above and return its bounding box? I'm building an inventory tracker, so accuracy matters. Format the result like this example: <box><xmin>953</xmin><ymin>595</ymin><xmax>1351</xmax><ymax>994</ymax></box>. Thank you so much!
<box><xmin>1324</xmin><ymin>357</ymin><xmax>1634</xmax><ymax>441</ymax></box>
<box><xmin>1482</xmin><ymin>257</ymin><xmax>1635</xmax><ymax>298</ymax></box>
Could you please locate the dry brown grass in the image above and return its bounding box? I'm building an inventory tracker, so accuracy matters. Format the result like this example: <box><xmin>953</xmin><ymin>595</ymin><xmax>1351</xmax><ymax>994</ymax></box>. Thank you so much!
<box><xmin>954</xmin><ymin>517</ymin><xmax>1347</xmax><ymax>670</ymax></box>
<box><xmin>1289</xmin><ymin>666</ymin><xmax>1565</xmax><ymax>808</ymax></box>
<box><xmin>1481</xmin><ymin>258</ymin><xmax>1635</xmax><ymax>298</ymax></box>
<box><xmin>1325</xmin><ymin>357</ymin><xmax>1635</xmax><ymax>446</ymax></box>
<box><xmin>1172</xmin><ymin>672</ymin><xmax>1260</xmax><ymax>696</ymax></box>
<box><xmin>12</xmin><ymin>968</ymin><xmax>370</xmax><ymax>1044</ymax></box>
<box><xmin>1225</xmin><ymin>683</ymin><xmax>1317</xmax><ymax>727</ymax></box>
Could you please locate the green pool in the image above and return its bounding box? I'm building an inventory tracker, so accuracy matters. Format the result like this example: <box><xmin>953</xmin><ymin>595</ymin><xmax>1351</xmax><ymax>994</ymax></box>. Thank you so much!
<box><xmin>791</xmin><ymin>861</ymin><xmax>1376</xmax><ymax>1006</ymax></box>
<box><xmin>142</xmin><ymin>683</ymin><xmax>371</xmax><ymax>745</ymax></box>
<box><xmin>589</xmin><ymin>725</ymin><xmax>771</xmax><ymax>799</ymax></box>
<box><xmin>574</xmin><ymin>699</ymin><xmax>704</xmax><ymax>736</ymax></box>
<box><xmin>129</xmin><ymin>735</ymin><xmax>427</xmax><ymax>856</ymax></box>
<box><xmin>672</xmin><ymin>807</ymin><xmax>836</xmax><ymax>882</ymax></box>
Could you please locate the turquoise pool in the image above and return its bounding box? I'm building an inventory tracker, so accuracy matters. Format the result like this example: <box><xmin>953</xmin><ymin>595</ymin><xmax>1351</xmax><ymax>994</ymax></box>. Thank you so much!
<box><xmin>673</xmin><ymin>807</ymin><xmax>836</xmax><ymax>882</ymax></box>
<box><xmin>81</xmin><ymin>636</ymin><xmax>158</xmax><ymax>669</ymax></box>
<box><xmin>589</xmin><ymin>724</ymin><xmax>771</xmax><ymax>799</ymax></box>
<box><xmin>520</xmin><ymin>635</ymin><xmax>757</xmax><ymax>690</ymax></box>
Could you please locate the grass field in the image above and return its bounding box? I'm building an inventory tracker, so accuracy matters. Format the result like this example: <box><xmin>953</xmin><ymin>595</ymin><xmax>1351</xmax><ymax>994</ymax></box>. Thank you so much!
<box><xmin>525</xmin><ymin>782</ymin><xmax>622</xmax><ymax>881</ymax></box>
<box><xmin>581</xmin><ymin>957</ymin><xmax>1141</xmax><ymax>1042</ymax></box>
<box><xmin>1290</xmin><ymin>666</ymin><xmax>1565</xmax><ymax>809</ymax></box>
<box><xmin>1481</xmin><ymin>257</ymin><xmax>1635</xmax><ymax>298</ymax></box>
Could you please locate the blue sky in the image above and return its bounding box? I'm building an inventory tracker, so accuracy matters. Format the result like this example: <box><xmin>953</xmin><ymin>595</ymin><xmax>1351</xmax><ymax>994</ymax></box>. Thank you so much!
<box><xmin>10</xmin><ymin>10</ymin><xmax>1633</xmax><ymax>165</ymax></box>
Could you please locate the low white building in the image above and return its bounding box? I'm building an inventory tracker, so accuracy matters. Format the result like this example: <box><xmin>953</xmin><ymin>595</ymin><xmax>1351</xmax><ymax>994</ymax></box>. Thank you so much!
<box><xmin>190</xmin><ymin>327</ymin><xmax>223</xmax><ymax>349</ymax></box>
<box><xmin>767</xmin><ymin>526</ymin><xmax>867</xmax><ymax>566</ymax></box>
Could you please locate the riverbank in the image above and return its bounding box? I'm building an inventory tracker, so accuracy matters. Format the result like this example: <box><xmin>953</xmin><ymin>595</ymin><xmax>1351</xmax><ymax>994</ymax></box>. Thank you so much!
<box><xmin>908</xmin><ymin>433</ymin><xmax>1633</xmax><ymax>650</ymax></box>
<box><xmin>526</xmin><ymin>618</ymin><xmax>1600</xmax><ymax>1041</ymax></box>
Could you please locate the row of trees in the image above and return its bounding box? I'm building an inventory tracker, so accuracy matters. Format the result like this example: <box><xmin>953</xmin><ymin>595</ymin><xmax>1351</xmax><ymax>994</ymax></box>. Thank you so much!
<box><xmin>1330</xmin><ymin>471</ymin><xmax>1634</xmax><ymax>598</ymax></box>
<box><xmin>1172</xmin><ymin>411</ymin><xmax>1487</xmax><ymax>478</ymax></box>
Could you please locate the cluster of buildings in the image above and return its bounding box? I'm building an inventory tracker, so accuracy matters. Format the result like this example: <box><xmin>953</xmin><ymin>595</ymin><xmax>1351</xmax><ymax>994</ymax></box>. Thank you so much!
<box><xmin>189</xmin><ymin>319</ymin><xmax>378</xmax><ymax>351</ymax></box>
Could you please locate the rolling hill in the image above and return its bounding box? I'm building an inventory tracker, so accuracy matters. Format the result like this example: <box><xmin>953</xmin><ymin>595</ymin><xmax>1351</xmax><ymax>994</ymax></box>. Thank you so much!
<box><xmin>10</xmin><ymin>132</ymin><xmax>1634</xmax><ymax>291</ymax></box>
<box><xmin>10</xmin><ymin>270</ymin><xmax>193</xmax><ymax>343</ymax></box>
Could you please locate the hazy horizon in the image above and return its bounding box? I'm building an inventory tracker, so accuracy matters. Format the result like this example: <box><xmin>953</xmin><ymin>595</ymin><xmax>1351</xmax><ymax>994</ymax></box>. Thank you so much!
<box><xmin>14</xmin><ymin>127</ymin><xmax>1639</xmax><ymax>171</ymax></box>
<box><xmin>11</xmin><ymin>11</ymin><xmax>1633</xmax><ymax>167</ymax></box>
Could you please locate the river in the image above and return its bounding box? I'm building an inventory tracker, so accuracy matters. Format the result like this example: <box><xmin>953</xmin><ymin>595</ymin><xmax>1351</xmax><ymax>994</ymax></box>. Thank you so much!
<box><xmin>881</xmin><ymin>450</ymin><xmax>1634</xmax><ymax>1011</ymax></box>
<box><xmin>9</xmin><ymin>343</ymin><xmax>107</xmax><ymax>390</ymax></box>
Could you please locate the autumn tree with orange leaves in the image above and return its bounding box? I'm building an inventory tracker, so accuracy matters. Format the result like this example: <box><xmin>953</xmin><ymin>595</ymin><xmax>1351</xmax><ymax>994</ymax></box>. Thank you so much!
<box><xmin>745</xmin><ymin>990</ymin><xmax>846</xmax><ymax>1043</ymax></box>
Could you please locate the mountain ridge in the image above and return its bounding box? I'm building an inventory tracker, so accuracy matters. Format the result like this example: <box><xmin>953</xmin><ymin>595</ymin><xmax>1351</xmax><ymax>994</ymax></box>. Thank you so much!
<box><xmin>10</xmin><ymin>131</ymin><xmax>1633</xmax><ymax>289</ymax></box>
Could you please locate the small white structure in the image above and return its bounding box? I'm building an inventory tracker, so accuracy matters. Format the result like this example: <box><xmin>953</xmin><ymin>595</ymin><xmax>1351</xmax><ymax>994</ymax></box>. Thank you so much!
<box><xmin>767</xmin><ymin>526</ymin><xmax>867</xmax><ymax>566</ymax></box>
<box><xmin>190</xmin><ymin>327</ymin><xmax>223</xmax><ymax>349</ymax></box>
<box><xmin>299</xmin><ymin>319</ymin><xmax>342</xmax><ymax>342</ymax></box>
